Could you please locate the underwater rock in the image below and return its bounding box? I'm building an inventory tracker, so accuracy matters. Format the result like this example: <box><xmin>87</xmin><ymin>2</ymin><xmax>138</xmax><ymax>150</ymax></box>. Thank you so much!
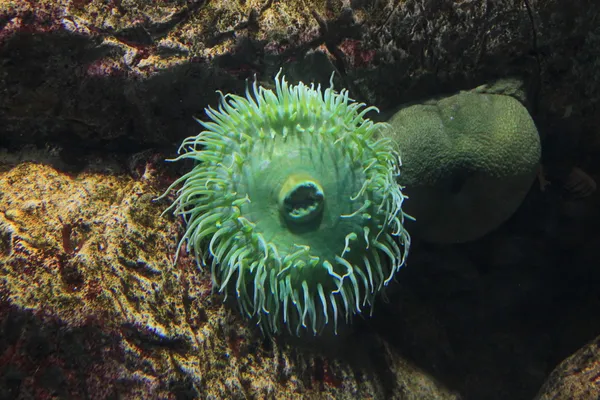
<box><xmin>1</xmin><ymin>0</ymin><xmax>600</xmax><ymax>158</ymax></box>
<box><xmin>535</xmin><ymin>335</ymin><xmax>600</xmax><ymax>400</ymax></box>
<box><xmin>0</xmin><ymin>161</ymin><xmax>457</xmax><ymax>399</ymax></box>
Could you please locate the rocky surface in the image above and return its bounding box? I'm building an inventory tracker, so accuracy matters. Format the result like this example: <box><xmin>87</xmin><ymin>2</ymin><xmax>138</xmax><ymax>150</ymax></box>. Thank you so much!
<box><xmin>1</xmin><ymin>0</ymin><xmax>599</xmax><ymax>399</ymax></box>
<box><xmin>535</xmin><ymin>335</ymin><xmax>600</xmax><ymax>400</ymax></box>
<box><xmin>1</xmin><ymin>0</ymin><xmax>599</xmax><ymax>157</ymax></box>
<box><xmin>0</xmin><ymin>160</ymin><xmax>460</xmax><ymax>399</ymax></box>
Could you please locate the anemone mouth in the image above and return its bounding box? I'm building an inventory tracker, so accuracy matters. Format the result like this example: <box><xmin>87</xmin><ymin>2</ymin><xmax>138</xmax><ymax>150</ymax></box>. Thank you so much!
<box><xmin>162</xmin><ymin>71</ymin><xmax>411</xmax><ymax>336</ymax></box>
<box><xmin>279</xmin><ymin>174</ymin><xmax>324</xmax><ymax>226</ymax></box>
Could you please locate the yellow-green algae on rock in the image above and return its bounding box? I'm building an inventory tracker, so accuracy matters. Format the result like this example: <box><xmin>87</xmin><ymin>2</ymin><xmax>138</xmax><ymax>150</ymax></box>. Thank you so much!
<box><xmin>0</xmin><ymin>161</ymin><xmax>459</xmax><ymax>399</ymax></box>
<box><xmin>382</xmin><ymin>85</ymin><xmax>541</xmax><ymax>243</ymax></box>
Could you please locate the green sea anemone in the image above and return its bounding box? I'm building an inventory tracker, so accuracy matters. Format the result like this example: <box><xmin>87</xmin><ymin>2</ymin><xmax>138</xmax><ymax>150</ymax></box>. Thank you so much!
<box><xmin>161</xmin><ymin>72</ymin><xmax>410</xmax><ymax>336</ymax></box>
<box><xmin>382</xmin><ymin>84</ymin><xmax>541</xmax><ymax>243</ymax></box>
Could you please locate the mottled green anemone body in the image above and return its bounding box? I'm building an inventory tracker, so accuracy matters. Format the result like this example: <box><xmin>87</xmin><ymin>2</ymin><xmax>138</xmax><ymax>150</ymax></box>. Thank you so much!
<box><xmin>163</xmin><ymin>73</ymin><xmax>410</xmax><ymax>335</ymax></box>
<box><xmin>382</xmin><ymin>89</ymin><xmax>541</xmax><ymax>243</ymax></box>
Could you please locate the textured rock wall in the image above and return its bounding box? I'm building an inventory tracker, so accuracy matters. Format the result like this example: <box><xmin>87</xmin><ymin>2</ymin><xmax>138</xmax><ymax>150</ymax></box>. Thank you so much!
<box><xmin>1</xmin><ymin>0</ymin><xmax>599</xmax><ymax>157</ymax></box>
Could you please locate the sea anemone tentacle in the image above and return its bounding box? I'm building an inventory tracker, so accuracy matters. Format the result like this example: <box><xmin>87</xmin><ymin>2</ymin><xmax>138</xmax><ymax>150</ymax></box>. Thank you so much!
<box><xmin>160</xmin><ymin>71</ymin><xmax>411</xmax><ymax>336</ymax></box>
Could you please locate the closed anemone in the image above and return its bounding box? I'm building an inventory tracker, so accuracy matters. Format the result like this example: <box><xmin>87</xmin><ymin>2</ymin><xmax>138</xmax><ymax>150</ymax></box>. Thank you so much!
<box><xmin>161</xmin><ymin>71</ymin><xmax>411</xmax><ymax>336</ymax></box>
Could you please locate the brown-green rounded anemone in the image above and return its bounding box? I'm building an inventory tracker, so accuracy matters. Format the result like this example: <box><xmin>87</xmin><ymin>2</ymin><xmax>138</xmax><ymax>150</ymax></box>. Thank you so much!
<box><xmin>161</xmin><ymin>72</ymin><xmax>411</xmax><ymax>336</ymax></box>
